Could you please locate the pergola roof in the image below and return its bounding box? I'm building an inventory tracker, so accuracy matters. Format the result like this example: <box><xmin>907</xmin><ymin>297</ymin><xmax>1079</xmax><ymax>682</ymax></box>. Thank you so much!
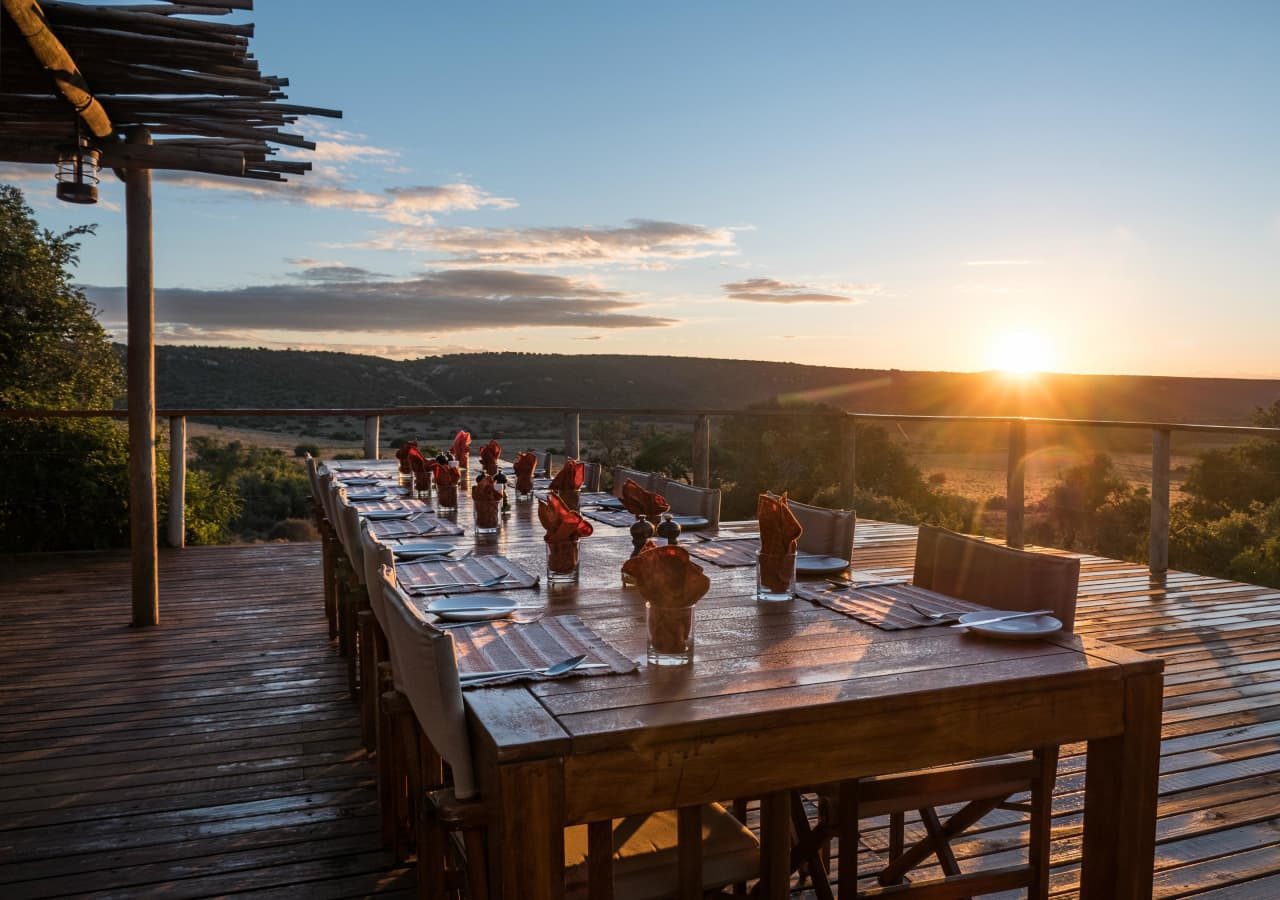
<box><xmin>1</xmin><ymin>0</ymin><xmax>339</xmax><ymax>180</ymax></box>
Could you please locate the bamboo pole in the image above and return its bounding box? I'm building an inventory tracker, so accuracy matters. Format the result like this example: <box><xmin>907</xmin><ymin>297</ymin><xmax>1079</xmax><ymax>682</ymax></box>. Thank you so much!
<box><xmin>1149</xmin><ymin>428</ymin><xmax>1171</xmax><ymax>575</ymax></box>
<box><xmin>2</xmin><ymin>0</ymin><xmax>114</xmax><ymax>139</ymax></box>
<box><xmin>1006</xmin><ymin>420</ymin><xmax>1027</xmax><ymax>550</ymax></box>
<box><xmin>167</xmin><ymin>416</ymin><xmax>186</xmax><ymax>549</ymax></box>
<box><xmin>126</xmin><ymin>127</ymin><xmax>158</xmax><ymax>627</ymax></box>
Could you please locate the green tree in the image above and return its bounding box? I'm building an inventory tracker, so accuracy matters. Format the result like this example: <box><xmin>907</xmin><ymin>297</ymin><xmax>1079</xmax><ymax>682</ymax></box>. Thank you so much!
<box><xmin>0</xmin><ymin>186</ymin><xmax>120</xmax><ymax>409</ymax></box>
<box><xmin>0</xmin><ymin>186</ymin><xmax>131</xmax><ymax>552</ymax></box>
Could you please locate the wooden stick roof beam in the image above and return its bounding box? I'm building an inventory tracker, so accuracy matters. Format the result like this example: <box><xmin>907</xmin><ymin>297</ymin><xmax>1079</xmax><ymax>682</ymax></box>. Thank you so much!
<box><xmin>2</xmin><ymin>0</ymin><xmax>112</xmax><ymax>138</ymax></box>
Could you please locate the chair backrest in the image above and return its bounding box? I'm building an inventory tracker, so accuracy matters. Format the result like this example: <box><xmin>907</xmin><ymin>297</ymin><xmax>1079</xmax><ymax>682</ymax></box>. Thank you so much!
<box><xmin>917</xmin><ymin>526</ymin><xmax>1081</xmax><ymax>631</ymax></box>
<box><xmin>539</xmin><ymin>451</ymin><xmax>555</xmax><ymax>478</ymax></box>
<box><xmin>304</xmin><ymin>454</ymin><xmax>323</xmax><ymax>510</ymax></box>
<box><xmin>655</xmin><ymin>478</ymin><xmax>722</xmax><ymax>528</ymax></box>
<box><xmin>378</xmin><ymin>566</ymin><xmax>477</xmax><ymax>798</ymax></box>
<box><xmin>912</xmin><ymin>524</ymin><xmax>944</xmax><ymax>590</ymax></box>
<box><xmin>581</xmin><ymin>461</ymin><xmax>603</xmax><ymax>492</ymax></box>
<box><xmin>359</xmin><ymin>522</ymin><xmax>395</xmax><ymax>628</ymax></box>
<box><xmin>318</xmin><ymin>470</ymin><xmax>340</xmax><ymax>528</ymax></box>
<box><xmin>785</xmin><ymin>498</ymin><xmax>855</xmax><ymax>560</ymax></box>
<box><xmin>335</xmin><ymin>495</ymin><xmax>366</xmax><ymax>582</ymax></box>
<box><xmin>611</xmin><ymin>466</ymin><xmax>657</xmax><ymax>495</ymax></box>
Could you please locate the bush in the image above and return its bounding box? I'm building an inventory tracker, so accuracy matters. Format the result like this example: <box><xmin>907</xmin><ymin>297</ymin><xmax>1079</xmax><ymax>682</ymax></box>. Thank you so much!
<box><xmin>294</xmin><ymin>443</ymin><xmax>320</xmax><ymax>458</ymax></box>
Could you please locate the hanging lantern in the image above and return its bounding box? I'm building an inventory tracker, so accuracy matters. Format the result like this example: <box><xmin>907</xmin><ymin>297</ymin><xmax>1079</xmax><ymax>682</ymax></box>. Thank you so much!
<box><xmin>55</xmin><ymin>129</ymin><xmax>101</xmax><ymax>205</ymax></box>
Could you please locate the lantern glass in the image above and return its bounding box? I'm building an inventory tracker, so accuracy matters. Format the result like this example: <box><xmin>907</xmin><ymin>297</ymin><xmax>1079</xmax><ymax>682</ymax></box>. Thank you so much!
<box><xmin>55</xmin><ymin>141</ymin><xmax>101</xmax><ymax>205</ymax></box>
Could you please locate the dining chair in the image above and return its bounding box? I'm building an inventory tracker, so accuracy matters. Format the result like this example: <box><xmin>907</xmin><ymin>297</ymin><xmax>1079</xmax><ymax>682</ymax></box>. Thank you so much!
<box><xmin>320</xmin><ymin>470</ymin><xmax>361</xmax><ymax>657</ymax></box>
<box><xmin>795</xmin><ymin>528</ymin><xmax>1081</xmax><ymax>899</ymax></box>
<box><xmin>357</xmin><ymin>523</ymin><xmax>395</xmax><ymax>752</ymax></box>
<box><xmin>375</xmin><ymin>568</ymin><xmax>762</xmax><ymax>899</ymax></box>
<box><xmin>784</xmin><ymin>497</ymin><xmax>856</xmax><ymax>561</ymax></box>
<box><xmin>611</xmin><ymin>465</ymin><xmax>658</xmax><ymax>495</ymax></box>
<box><xmin>653</xmin><ymin>477</ymin><xmax>722</xmax><ymax>529</ymax></box>
<box><xmin>581</xmin><ymin>460</ymin><xmax>603</xmax><ymax>492</ymax></box>
<box><xmin>305</xmin><ymin>456</ymin><xmax>339</xmax><ymax>640</ymax></box>
<box><xmin>334</xmin><ymin>493</ymin><xmax>370</xmax><ymax>699</ymax></box>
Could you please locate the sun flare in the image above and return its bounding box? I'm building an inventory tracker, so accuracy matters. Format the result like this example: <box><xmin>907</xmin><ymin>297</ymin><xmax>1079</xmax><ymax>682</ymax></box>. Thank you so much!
<box><xmin>986</xmin><ymin>330</ymin><xmax>1054</xmax><ymax>376</ymax></box>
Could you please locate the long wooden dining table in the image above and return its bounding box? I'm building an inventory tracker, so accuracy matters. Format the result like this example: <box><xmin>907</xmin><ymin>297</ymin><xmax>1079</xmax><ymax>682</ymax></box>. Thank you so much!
<box><xmin>329</xmin><ymin>463</ymin><xmax>1163</xmax><ymax>898</ymax></box>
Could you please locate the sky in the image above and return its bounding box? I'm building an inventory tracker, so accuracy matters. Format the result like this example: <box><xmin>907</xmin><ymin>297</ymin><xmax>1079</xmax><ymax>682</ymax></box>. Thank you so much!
<box><xmin>5</xmin><ymin>1</ymin><xmax>1279</xmax><ymax>377</ymax></box>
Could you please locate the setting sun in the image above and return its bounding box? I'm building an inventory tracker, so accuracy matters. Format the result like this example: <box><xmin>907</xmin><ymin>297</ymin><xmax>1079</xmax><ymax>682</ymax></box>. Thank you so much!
<box><xmin>986</xmin><ymin>329</ymin><xmax>1055</xmax><ymax>376</ymax></box>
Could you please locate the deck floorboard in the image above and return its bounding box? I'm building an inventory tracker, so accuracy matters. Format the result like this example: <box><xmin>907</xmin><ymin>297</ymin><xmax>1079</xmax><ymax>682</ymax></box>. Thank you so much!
<box><xmin>3</xmin><ymin>531</ymin><xmax>1279</xmax><ymax>897</ymax></box>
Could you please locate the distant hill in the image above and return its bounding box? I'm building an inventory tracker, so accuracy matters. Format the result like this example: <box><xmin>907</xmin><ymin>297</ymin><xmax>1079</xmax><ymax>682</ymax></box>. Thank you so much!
<box><xmin>134</xmin><ymin>346</ymin><xmax>1280</xmax><ymax>426</ymax></box>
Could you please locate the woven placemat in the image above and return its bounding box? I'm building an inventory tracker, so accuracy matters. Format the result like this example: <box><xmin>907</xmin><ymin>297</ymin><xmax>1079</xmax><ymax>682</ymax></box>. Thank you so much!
<box><xmin>367</xmin><ymin>516</ymin><xmax>465</xmax><ymax>538</ymax></box>
<box><xmin>685</xmin><ymin>535</ymin><xmax>761</xmax><ymax>567</ymax></box>
<box><xmin>452</xmin><ymin>615</ymin><xmax>637</xmax><ymax>686</ymax></box>
<box><xmin>397</xmin><ymin>554</ymin><xmax>538</xmax><ymax>597</ymax></box>
<box><xmin>795</xmin><ymin>582</ymin><xmax>990</xmax><ymax>630</ymax></box>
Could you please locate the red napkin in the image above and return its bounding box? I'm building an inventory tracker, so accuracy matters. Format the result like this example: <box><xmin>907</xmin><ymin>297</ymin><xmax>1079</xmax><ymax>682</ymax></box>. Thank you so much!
<box><xmin>538</xmin><ymin>491</ymin><xmax>594</xmax><ymax>573</ymax></box>
<box><xmin>621</xmin><ymin>545</ymin><xmax>709</xmax><ymax>607</ymax></box>
<box><xmin>472</xmin><ymin>474</ymin><xmax>502</xmax><ymax>528</ymax></box>
<box><xmin>550</xmin><ymin>459</ymin><xmax>585</xmax><ymax>492</ymax></box>
<box><xmin>620</xmin><ymin>479</ymin><xmax>670</xmax><ymax>519</ymax></box>
<box><xmin>757</xmin><ymin>492</ymin><xmax>804</xmax><ymax>591</ymax></box>
<box><xmin>407</xmin><ymin>445</ymin><xmax>431</xmax><ymax>492</ymax></box>
<box><xmin>513</xmin><ymin>451</ymin><xmax>538</xmax><ymax>493</ymax></box>
<box><xmin>435</xmin><ymin>463</ymin><xmax>460</xmax><ymax>506</ymax></box>
<box><xmin>451</xmin><ymin>430</ymin><xmax>471</xmax><ymax>464</ymax></box>
<box><xmin>479</xmin><ymin>439</ymin><xmax>502</xmax><ymax>476</ymax></box>
<box><xmin>395</xmin><ymin>440</ymin><xmax>418</xmax><ymax>474</ymax></box>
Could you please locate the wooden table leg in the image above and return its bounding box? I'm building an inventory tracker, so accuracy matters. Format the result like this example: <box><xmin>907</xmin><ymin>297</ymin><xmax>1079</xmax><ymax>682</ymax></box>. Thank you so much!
<box><xmin>1080</xmin><ymin>668</ymin><xmax>1163</xmax><ymax>899</ymax></box>
<box><xmin>759</xmin><ymin>790</ymin><xmax>792</xmax><ymax>900</ymax></box>
<box><xmin>494</xmin><ymin>758</ymin><xmax>566</xmax><ymax>900</ymax></box>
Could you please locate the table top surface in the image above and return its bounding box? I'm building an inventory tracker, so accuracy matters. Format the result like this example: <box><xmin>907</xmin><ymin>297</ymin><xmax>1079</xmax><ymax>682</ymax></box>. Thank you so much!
<box><xmin>326</xmin><ymin>459</ymin><xmax>1159</xmax><ymax>762</ymax></box>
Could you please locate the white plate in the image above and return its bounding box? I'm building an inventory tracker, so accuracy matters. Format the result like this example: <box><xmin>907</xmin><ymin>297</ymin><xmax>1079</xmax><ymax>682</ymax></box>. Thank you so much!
<box><xmin>796</xmin><ymin>555</ymin><xmax>851</xmax><ymax>575</ymax></box>
<box><xmin>958</xmin><ymin>612</ymin><xmax>1062</xmax><ymax>640</ymax></box>
<box><xmin>426</xmin><ymin>595</ymin><xmax>517</xmax><ymax>621</ymax></box>
<box><xmin>672</xmin><ymin>515</ymin><xmax>710</xmax><ymax>529</ymax></box>
<box><xmin>392</xmin><ymin>541</ymin><xmax>458</xmax><ymax>559</ymax></box>
<box><xmin>362</xmin><ymin>509</ymin><xmax>411</xmax><ymax>520</ymax></box>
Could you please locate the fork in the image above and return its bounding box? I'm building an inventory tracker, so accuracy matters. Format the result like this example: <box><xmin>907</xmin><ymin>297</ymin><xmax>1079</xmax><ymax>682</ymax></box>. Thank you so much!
<box><xmin>905</xmin><ymin>601</ymin><xmax>963</xmax><ymax>622</ymax></box>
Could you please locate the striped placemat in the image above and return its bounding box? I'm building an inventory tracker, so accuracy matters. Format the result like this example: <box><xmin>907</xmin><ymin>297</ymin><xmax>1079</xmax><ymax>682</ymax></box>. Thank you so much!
<box><xmin>367</xmin><ymin>516</ymin><xmax>465</xmax><ymax>539</ymax></box>
<box><xmin>397</xmin><ymin>554</ymin><xmax>538</xmax><ymax>597</ymax></box>
<box><xmin>452</xmin><ymin>615</ymin><xmax>637</xmax><ymax>686</ymax></box>
<box><xmin>795</xmin><ymin>582</ymin><xmax>990</xmax><ymax>630</ymax></box>
<box><xmin>686</xmin><ymin>535</ymin><xmax>761</xmax><ymax>567</ymax></box>
<box><xmin>347</xmin><ymin>496</ymin><xmax>428</xmax><ymax>514</ymax></box>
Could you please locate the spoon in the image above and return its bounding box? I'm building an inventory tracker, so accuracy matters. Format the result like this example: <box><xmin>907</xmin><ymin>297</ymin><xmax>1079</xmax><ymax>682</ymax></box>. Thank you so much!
<box><xmin>460</xmin><ymin>654</ymin><xmax>591</xmax><ymax>685</ymax></box>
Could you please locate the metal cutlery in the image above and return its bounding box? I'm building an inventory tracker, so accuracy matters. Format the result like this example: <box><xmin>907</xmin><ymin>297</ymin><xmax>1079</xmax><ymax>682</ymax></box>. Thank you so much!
<box><xmin>825</xmin><ymin>576</ymin><xmax>910</xmax><ymax>591</ymax></box>
<box><xmin>950</xmin><ymin>609</ymin><xmax>1053</xmax><ymax>629</ymax></box>
<box><xmin>408</xmin><ymin>574</ymin><xmax>508</xmax><ymax>595</ymax></box>
<box><xmin>905</xmin><ymin>601</ymin><xmax>964</xmax><ymax>621</ymax></box>
<box><xmin>460</xmin><ymin>655</ymin><xmax>596</xmax><ymax>685</ymax></box>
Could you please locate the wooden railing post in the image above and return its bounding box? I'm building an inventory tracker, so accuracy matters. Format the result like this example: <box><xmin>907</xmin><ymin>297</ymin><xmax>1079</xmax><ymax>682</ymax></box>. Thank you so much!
<box><xmin>693</xmin><ymin>415</ymin><xmax>711</xmax><ymax>487</ymax></box>
<box><xmin>126</xmin><ymin>126</ymin><xmax>158</xmax><ymax>627</ymax></box>
<box><xmin>563</xmin><ymin>411</ymin><xmax>581</xmax><ymax>459</ymax></box>
<box><xmin>1150</xmin><ymin>428</ymin><xmax>1171</xmax><ymax>575</ymax></box>
<box><xmin>1006</xmin><ymin>420</ymin><xmax>1027</xmax><ymax>549</ymax></box>
<box><xmin>839</xmin><ymin>416</ymin><xmax>857</xmax><ymax>509</ymax></box>
<box><xmin>167</xmin><ymin>415</ymin><xmax>186</xmax><ymax>549</ymax></box>
<box><xmin>363</xmin><ymin>415</ymin><xmax>380</xmax><ymax>459</ymax></box>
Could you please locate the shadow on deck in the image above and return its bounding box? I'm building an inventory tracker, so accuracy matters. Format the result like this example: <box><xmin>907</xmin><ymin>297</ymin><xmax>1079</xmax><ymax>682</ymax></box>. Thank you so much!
<box><xmin>2</xmin><ymin>530</ymin><xmax>1280</xmax><ymax>898</ymax></box>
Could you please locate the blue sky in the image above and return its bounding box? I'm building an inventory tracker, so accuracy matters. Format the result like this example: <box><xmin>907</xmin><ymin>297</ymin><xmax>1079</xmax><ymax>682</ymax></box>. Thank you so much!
<box><xmin>6</xmin><ymin>1</ymin><xmax>1279</xmax><ymax>376</ymax></box>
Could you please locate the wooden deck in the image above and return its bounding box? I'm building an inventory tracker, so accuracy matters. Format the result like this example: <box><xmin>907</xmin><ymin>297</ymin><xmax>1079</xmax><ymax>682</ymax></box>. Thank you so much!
<box><xmin>2</xmin><ymin>530</ymin><xmax>1280</xmax><ymax>898</ymax></box>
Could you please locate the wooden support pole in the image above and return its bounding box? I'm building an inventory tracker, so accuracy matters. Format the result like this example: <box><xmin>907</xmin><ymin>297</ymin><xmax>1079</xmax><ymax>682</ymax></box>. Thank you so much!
<box><xmin>1006</xmin><ymin>420</ymin><xmax>1027</xmax><ymax>550</ymax></box>
<box><xmin>167</xmin><ymin>415</ymin><xmax>186</xmax><ymax>549</ymax></box>
<box><xmin>563</xmin><ymin>412</ymin><xmax>581</xmax><ymax>459</ymax></box>
<box><xmin>1149</xmin><ymin>428</ymin><xmax>1171</xmax><ymax>575</ymax></box>
<box><xmin>693</xmin><ymin>415</ymin><xmax>711</xmax><ymax>487</ymax></box>
<box><xmin>839</xmin><ymin>416</ymin><xmax>857</xmax><ymax>510</ymax></box>
<box><xmin>126</xmin><ymin>127</ymin><xmax>158</xmax><ymax>627</ymax></box>
<box><xmin>363</xmin><ymin>415</ymin><xmax>379</xmax><ymax>459</ymax></box>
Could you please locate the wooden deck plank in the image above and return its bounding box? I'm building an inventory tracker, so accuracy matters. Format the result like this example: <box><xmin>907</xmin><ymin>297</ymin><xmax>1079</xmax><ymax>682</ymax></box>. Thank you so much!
<box><xmin>4</xmin><ymin>525</ymin><xmax>1280</xmax><ymax>896</ymax></box>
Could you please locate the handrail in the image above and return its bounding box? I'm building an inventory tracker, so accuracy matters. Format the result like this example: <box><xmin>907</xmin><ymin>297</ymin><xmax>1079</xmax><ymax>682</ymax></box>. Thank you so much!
<box><xmin>9</xmin><ymin>403</ymin><xmax>1279</xmax><ymax>570</ymax></box>
<box><xmin>4</xmin><ymin>405</ymin><xmax>1279</xmax><ymax>437</ymax></box>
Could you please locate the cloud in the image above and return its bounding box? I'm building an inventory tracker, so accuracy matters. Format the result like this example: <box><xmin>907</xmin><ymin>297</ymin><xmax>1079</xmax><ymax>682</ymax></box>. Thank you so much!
<box><xmin>85</xmin><ymin>269</ymin><xmax>675</xmax><ymax>335</ymax></box>
<box><xmin>964</xmin><ymin>259</ymin><xmax>1038</xmax><ymax>266</ymax></box>
<box><xmin>359</xmin><ymin>218</ymin><xmax>738</xmax><ymax>268</ymax></box>
<box><xmin>722</xmin><ymin>277</ymin><xmax>878</xmax><ymax>304</ymax></box>
<box><xmin>287</xmin><ymin>263</ymin><xmax>389</xmax><ymax>283</ymax></box>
